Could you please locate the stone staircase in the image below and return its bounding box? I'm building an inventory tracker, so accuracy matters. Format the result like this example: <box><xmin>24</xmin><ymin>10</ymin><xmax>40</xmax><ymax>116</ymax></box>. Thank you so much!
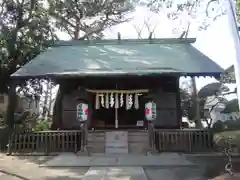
<box><xmin>87</xmin><ymin>130</ymin><xmax>149</xmax><ymax>155</ymax></box>
<box><xmin>128</xmin><ymin>130</ymin><xmax>149</xmax><ymax>154</ymax></box>
<box><xmin>87</xmin><ymin>130</ymin><xmax>105</xmax><ymax>154</ymax></box>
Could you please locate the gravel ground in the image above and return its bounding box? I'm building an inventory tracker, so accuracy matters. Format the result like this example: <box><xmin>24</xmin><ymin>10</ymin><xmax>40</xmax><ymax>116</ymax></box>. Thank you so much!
<box><xmin>0</xmin><ymin>154</ymin><xmax>89</xmax><ymax>180</ymax></box>
<box><xmin>147</xmin><ymin>155</ymin><xmax>240</xmax><ymax>180</ymax></box>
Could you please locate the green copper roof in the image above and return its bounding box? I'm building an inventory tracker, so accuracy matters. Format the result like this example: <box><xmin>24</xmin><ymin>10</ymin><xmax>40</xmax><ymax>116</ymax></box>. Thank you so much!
<box><xmin>11</xmin><ymin>38</ymin><xmax>223</xmax><ymax>78</ymax></box>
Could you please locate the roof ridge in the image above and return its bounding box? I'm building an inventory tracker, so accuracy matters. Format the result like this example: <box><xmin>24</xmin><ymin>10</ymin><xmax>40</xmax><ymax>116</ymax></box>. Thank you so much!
<box><xmin>52</xmin><ymin>38</ymin><xmax>196</xmax><ymax>47</ymax></box>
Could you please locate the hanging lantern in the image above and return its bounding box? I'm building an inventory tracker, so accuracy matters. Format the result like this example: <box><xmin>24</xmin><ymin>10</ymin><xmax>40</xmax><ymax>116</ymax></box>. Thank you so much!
<box><xmin>145</xmin><ymin>101</ymin><xmax>156</xmax><ymax>121</ymax></box>
<box><xmin>77</xmin><ymin>103</ymin><xmax>88</xmax><ymax>121</ymax></box>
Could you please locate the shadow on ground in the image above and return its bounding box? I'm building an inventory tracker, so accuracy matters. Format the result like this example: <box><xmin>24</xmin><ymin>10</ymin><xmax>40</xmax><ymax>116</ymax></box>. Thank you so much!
<box><xmin>15</xmin><ymin>155</ymin><xmax>56</xmax><ymax>165</ymax></box>
<box><xmin>0</xmin><ymin>153</ymin><xmax>89</xmax><ymax>180</ymax></box>
<box><xmin>187</xmin><ymin>156</ymin><xmax>240</xmax><ymax>180</ymax></box>
<box><xmin>0</xmin><ymin>170</ymin><xmax>31</xmax><ymax>180</ymax></box>
<box><xmin>39</xmin><ymin>167</ymin><xmax>89</xmax><ymax>180</ymax></box>
<box><xmin>144</xmin><ymin>166</ymin><xmax>205</xmax><ymax>180</ymax></box>
<box><xmin>0</xmin><ymin>167</ymin><xmax>89</xmax><ymax>180</ymax></box>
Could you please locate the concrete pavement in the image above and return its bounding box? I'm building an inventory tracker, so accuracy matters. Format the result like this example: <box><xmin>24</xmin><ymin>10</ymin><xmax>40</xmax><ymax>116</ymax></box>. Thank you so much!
<box><xmin>0</xmin><ymin>153</ymin><xmax>209</xmax><ymax>180</ymax></box>
<box><xmin>82</xmin><ymin>167</ymin><xmax>148</xmax><ymax>180</ymax></box>
<box><xmin>40</xmin><ymin>153</ymin><xmax>195</xmax><ymax>167</ymax></box>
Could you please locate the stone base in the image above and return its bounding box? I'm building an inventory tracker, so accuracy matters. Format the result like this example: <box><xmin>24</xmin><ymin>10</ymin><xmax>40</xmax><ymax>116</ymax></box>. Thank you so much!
<box><xmin>76</xmin><ymin>146</ymin><xmax>89</xmax><ymax>156</ymax></box>
<box><xmin>145</xmin><ymin>148</ymin><xmax>159</xmax><ymax>156</ymax></box>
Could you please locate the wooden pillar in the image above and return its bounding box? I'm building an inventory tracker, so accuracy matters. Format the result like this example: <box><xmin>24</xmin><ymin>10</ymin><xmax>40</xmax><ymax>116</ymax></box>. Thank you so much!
<box><xmin>86</xmin><ymin>92</ymin><xmax>92</xmax><ymax>129</ymax></box>
<box><xmin>176</xmin><ymin>77</ymin><xmax>182</xmax><ymax>128</ymax></box>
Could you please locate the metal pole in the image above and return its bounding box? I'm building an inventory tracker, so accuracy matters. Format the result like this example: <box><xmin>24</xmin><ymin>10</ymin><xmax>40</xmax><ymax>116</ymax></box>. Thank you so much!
<box><xmin>115</xmin><ymin>107</ymin><xmax>118</xmax><ymax>128</ymax></box>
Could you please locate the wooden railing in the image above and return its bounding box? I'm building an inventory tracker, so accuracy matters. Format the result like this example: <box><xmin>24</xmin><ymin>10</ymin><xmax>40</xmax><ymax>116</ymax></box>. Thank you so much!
<box><xmin>0</xmin><ymin>126</ymin><xmax>10</xmax><ymax>152</ymax></box>
<box><xmin>6</xmin><ymin>128</ymin><xmax>214</xmax><ymax>155</ymax></box>
<box><xmin>7</xmin><ymin>130</ymin><xmax>84</xmax><ymax>155</ymax></box>
<box><xmin>154</xmin><ymin>129</ymin><xmax>214</xmax><ymax>153</ymax></box>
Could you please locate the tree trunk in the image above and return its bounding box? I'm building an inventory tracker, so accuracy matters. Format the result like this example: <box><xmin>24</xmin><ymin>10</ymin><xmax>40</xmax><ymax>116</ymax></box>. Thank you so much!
<box><xmin>42</xmin><ymin>80</ymin><xmax>50</xmax><ymax>118</ymax></box>
<box><xmin>51</xmin><ymin>86</ymin><xmax>63</xmax><ymax>130</ymax></box>
<box><xmin>191</xmin><ymin>77</ymin><xmax>202</xmax><ymax>128</ymax></box>
<box><xmin>6</xmin><ymin>82</ymin><xmax>17</xmax><ymax>128</ymax></box>
<box><xmin>48</xmin><ymin>86</ymin><xmax>53</xmax><ymax>117</ymax></box>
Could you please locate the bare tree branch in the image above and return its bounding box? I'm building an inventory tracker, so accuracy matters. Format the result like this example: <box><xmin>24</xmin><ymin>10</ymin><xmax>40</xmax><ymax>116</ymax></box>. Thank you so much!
<box><xmin>132</xmin><ymin>23</ymin><xmax>144</xmax><ymax>39</ymax></box>
<box><xmin>143</xmin><ymin>17</ymin><xmax>159</xmax><ymax>38</ymax></box>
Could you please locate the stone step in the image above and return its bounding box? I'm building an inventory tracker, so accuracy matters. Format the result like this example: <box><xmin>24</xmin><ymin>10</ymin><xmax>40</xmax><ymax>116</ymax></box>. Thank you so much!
<box><xmin>87</xmin><ymin>132</ymin><xmax>105</xmax><ymax>143</ymax></box>
<box><xmin>128</xmin><ymin>132</ymin><xmax>148</xmax><ymax>145</ymax></box>
<box><xmin>88</xmin><ymin>134</ymin><xmax>105</xmax><ymax>138</ymax></box>
<box><xmin>81</xmin><ymin>167</ymin><xmax>148</xmax><ymax>180</ymax></box>
<box><xmin>128</xmin><ymin>136</ymin><xmax>148</xmax><ymax>142</ymax></box>
<box><xmin>128</xmin><ymin>133</ymin><xmax>148</xmax><ymax>138</ymax></box>
<box><xmin>88</xmin><ymin>144</ymin><xmax>103</xmax><ymax>148</ymax></box>
<box><xmin>87</xmin><ymin>136</ymin><xmax>105</xmax><ymax>142</ymax></box>
<box><xmin>128</xmin><ymin>131</ymin><xmax>148</xmax><ymax>135</ymax></box>
<box><xmin>87</xmin><ymin>130</ymin><xmax>150</xmax><ymax>154</ymax></box>
<box><xmin>128</xmin><ymin>132</ymin><xmax>148</xmax><ymax>136</ymax></box>
<box><xmin>88</xmin><ymin>132</ymin><xmax>105</xmax><ymax>135</ymax></box>
<box><xmin>128</xmin><ymin>142</ymin><xmax>148</xmax><ymax>154</ymax></box>
<box><xmin>88</xmin><ymin>141</ymin><xmax>104</xmax><ymax>146</ymax></box>
<box><xmin>88</xmin><ymin>138</ymin><xmax>105</xmax><ymax>153</ymax></box>
<box><xmin>128</xmin><ymin>131</ymin><xmax>148</xmax><ymax>154</ymax></box>
<box><xmin>88</xmin><ymin>146</ymin><xmax>105</xmax><ymax>153</ymax></box>
<box><xmin>88</xmin><ymin>147</ymin><xmax>105</xmax><ymax>154</ymax></box>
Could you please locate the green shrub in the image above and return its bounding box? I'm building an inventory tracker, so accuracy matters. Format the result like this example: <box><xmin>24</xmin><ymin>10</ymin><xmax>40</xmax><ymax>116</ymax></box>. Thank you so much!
<box><xmin>32</xmin><ymin>118</ymin><xmax>51</xmax><ymax>131</ymax></box>
<box><xmin>215</xmin><ymin>130</ymin><xmax>240</xmax><ymax>151</ymax></box>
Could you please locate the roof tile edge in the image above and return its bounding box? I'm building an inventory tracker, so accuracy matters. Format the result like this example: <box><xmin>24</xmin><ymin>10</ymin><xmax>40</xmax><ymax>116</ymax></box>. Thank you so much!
<box><xmin>52</xmin><ymin>38</ymin><xmax>196</xmax><ymax>47</ymax></box>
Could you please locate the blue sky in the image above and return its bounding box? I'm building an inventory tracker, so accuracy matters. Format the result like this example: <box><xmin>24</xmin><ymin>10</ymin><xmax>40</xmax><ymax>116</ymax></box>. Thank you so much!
<box><xmin>57</xmin><ymin>4</ymin><xmax>236</xmax><ymax>94</ymax></box>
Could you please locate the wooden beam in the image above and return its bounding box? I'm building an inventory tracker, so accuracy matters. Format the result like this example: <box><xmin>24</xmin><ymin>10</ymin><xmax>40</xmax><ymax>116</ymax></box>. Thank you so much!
<box><xmin>85</xmin><ymin>89</ymin><xmax>149</xmax><ymax>93</ymax></box>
